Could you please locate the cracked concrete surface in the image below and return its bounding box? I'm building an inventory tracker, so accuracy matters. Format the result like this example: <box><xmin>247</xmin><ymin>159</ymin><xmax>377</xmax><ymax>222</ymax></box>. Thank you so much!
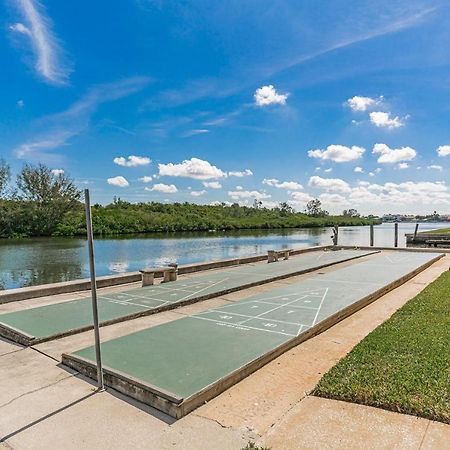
<box><xmin>1</xmin><ymin>252</ymin><xmax>449</xmax><ymax>449</ymax></box>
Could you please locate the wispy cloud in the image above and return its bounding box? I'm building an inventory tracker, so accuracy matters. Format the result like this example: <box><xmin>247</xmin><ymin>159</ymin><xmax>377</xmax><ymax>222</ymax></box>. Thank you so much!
<box><xmin>9</xmin><ymin>0</ymin><xmax>71</xmax><ymax>85</ymax></box>
<box><xmin>14</xmin><ymin>77</ymin><xmax>151</xmax><ymax>160</ymax></box>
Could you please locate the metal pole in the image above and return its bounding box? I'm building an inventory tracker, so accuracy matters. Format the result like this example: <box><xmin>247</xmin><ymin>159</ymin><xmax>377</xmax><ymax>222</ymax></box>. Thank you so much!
<box><xmin>370</xmin><ymin>224</ymin><xmax>374</xmax><ymax>247</ymax></box>
<box><xmin>84</xmin><ymin>189</ymin><xmax>104</xmax><ymax>390</ymax></box>
<box><xmin>332</xmin><ymin>225</ymin><xmax>339</xmax><ymax>246</ymax></box>
<box><xmin>413</xmin><ymin>223</ymin><xmax>419</xmax><ymax>242</ymax></box>
<box><xmin>394</xmin><ymin>222</ymin><xmax>399</xmax><ymax>248</ymax></box>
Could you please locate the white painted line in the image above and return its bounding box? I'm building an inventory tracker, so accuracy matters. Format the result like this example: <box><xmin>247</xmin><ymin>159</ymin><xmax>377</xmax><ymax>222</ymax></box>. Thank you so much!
<box><xmin>195</xmin><ymin>309</ymin><xmax>310</xmax><ymax>327</ymax></box>
<box><xmin>191</xmin><ymin>315</ymin><xmax>296</xmax><ymax>337</ymax></box>
<box><xmin>238</xmin><ymin>295</ymin><xmax>309</xmax><ymax>325</ymax></box>
<box><xmin>311</xmin><ymin>287</ymin><xmax>329</xmax><ymax>327</ymax></box>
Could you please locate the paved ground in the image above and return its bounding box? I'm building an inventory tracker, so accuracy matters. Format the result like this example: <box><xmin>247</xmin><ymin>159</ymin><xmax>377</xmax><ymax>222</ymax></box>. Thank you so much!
<box><xmin>0</xmin><ymin>249</ymin><xmax>373</xmax><ymax>343</ymax></box>
<box><xmin>67</xmin><ymin>251</ymin><xmax>441</xmax><ymax>411</ymax></box>
<box><xmin>0</xmin><ymin>250</ymin><xmax>449</xmax><ymax>449</ymax></box>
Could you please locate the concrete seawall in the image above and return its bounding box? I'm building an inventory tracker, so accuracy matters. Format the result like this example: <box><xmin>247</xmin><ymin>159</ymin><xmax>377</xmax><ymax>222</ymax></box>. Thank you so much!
<box><xmin>0</xmin><ymin>245</ymin><xmax>331</xmax><ymax>304</ymax></box>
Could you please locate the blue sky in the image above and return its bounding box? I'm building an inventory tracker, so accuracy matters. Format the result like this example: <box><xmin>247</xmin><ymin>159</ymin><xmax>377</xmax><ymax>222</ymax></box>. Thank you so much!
<box><xmin>2</xmin><ymin>0</ymin><xmax>450</xmax><ymax>214</ymax></box>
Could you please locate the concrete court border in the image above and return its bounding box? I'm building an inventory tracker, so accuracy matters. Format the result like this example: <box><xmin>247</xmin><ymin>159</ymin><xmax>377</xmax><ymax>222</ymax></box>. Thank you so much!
<box><xmin>0</xmin><ymin>245</ymin><xmax>332</xmax><ymax>304</ymax></box>
<box><xmin>0</xmin><ymin>249</ymin><xmax>378</xmax><ymax>346</ymax></box>
<box><xmin>62</xmin><ymin>252</ymin><xmax>444</xmax><ymax>419</ymax></box>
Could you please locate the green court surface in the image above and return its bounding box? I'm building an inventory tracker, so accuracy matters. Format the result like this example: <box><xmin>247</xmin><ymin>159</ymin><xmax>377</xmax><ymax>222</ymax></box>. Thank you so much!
<box><xmin>63</xmin><ymin>251</ymin><xmax>442</xmax><ymax>418</ymax></box>
<box><xmin>0</xmin><ymin>249</ymin><xmax>375</xmax><ymax>344</ymax></box>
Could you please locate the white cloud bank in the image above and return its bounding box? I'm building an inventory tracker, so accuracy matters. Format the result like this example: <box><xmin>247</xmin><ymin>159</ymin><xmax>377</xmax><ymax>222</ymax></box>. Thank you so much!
<box><xmin>254</xmin><ymin>85</ymin><xmax>288</xmax><ymax>106</ymax></box>
<box><xmin>228</xmin><ymin>190</ymin><xmax>271</xmax><ymax>201</ymax></box>
<box><xmin>437</xmin><ymin>145</ymin><xmax>450</xmax><ymax>157</ymax></box>
<box><xmin>148</xmin><ymin>183</ymin><xmax>178</xmax><ymax>193</ymax></box>
<box><xmin>308</xmin><ymin>176</ymin><xmax>351</xmax><ymax>193</ymax></box>
<box><xmin>158</xmin><ymin>158</ymin><xmax>226</xmax><ymax>180</ymax></box>
<box><xmin>308</xmin><ymin>145</ymin><xmax>365</xmax><ymax>163</ymax></box>
<box><xmin>372</xmin><ymin>143</ymin><xmax>417</xmax><ymax>164</ymax></box>
<box><xmin>139</xmin><ymin>176</ymin><xmax>153</xmax><ymax>183</ymax></box>
<box><xmin>51</xmin><ymin>168</ymin><xmax>64</xmax><ymax>176</ymax></box>
<box><xmin>228</xmin><ymin>169</ymin><xmax>253</xmax><ymax>177</ymax></box>
<box><xmin>347</xmin><ymin>96</ymin><xmax>380</xmax><ymax>112</ymax></box>
<box><xmin>191</xmin><ymin>190</ymin><xmax>206</xmax><ymax>197</ymax></box>
<box><xmin>113</xmin><ymin>155</ymin><xmax>151</xmax><ymax>167</ymax></box>
<box><xmin>262</xmin><ymin>178</ymin><xmax>303</xmax><ymax>190</ymax></box>
<box><xmin>107</xmin><ymin>176</ymin><xmax>129</xmax><ymax>187</ymax></box>
<box><xmin>10</xmin><ymin>0</ymin><xmax>71</xmax><ymax>85</ymax></box>
<box><xmin>369</xmin><ymin>112</ymin><xmax>405</xmax><ymax>128</ymax></box>
<box><xmin>203</xmin><ymin>181</ymin><xmax>222</xmax><ymax>189</ymax></box>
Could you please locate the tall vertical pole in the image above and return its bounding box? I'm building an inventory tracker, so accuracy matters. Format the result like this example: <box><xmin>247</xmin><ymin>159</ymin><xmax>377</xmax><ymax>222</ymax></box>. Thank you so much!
<box><xmin>394</xmin><ymin>222</ymin><xmax>399</xmax><ymax>248</ymax></box>
<box><xmin>370</xmin><ymin>224</ymin><xmax>374</xmax><ymax>247</ymax></box>
<box><xmin>84</xmin><ymin>189</ymin><xmax>104</xmax><ymax>390</ymax></box>
<box><xmin>413</xmin><ymin>223</ymin><xmax>419</xmax><ymax>242</ymax></box>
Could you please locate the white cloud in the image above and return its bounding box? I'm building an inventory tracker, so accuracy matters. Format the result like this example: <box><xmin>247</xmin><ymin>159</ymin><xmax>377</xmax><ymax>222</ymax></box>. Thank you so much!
<box><xmin>203</xmin><ymin>181</ymin><xmax>222</xmax><ymax>189</ymax></box>
<box><xmin>158</xmin><ymin>157</ymin><xmax>226</xmax><ymax>180</ymax></box>
<box><xmin>319</xmin><ymin>193</ymin><xmax>349</xmax><ymax>206</ymax></box>
<box><xmin>10</xmin><ymin>0</ymin><xmax>71</xmax><ymax>85</ymax></box>
<box><xmin>437</xmin><ymin>145</ymin><xmax>450</xmax><ymax>157</ymax></box>
<box><xmin>372</xmin><ymin>143</ymin><xmax>417</xmax><ymax>164</ymax></box>
<box><xmin>262</xmin><ymin>178</ymin><xmax>303</xmax><ymax>190</ymax></box>
<box><xmin>369</xmin><ymin>111</ymin><xmax>405</xmax><ymax>128</ymax></box>
<box><xmin>51</xmin><ymin>168</ymin><xmax>64</xmax><ymax>176</ymax></box>
<box><xmin>427</xmin><ymin>165</ymin><xmax>443</xmax><ymax>171</ymax></box>
<box><xmin>148</xmin><ymin>183</ymin><xmax>178</xmax><ymax>193</ymax></box>
<box><xmin>375</xmin><ymin>167</ymin><xmax>382</xmax><ymax>173</ymax></box>
<box><xmin>191</xmin><ymin>190</ymin><xmax>206</xmax><ymax>197</ymax></box>
<box><xmin>228</xmin><ymin>169</ymin><xmax>253</xmax><ymax>177</ymax></box>
<box><xmin>347</xmin><ymin>96</ymin><xmax>379</xmax><ymax>112</ymax></box>
<box><xmin>113</xmin><ymin>155</ymin><xmax>151</xmax><ymax>167</ymax></box>
<box><xmin>354</xmin><ymin>166</ymin><xmax>364</xmax><ymax>173</ymax></box>
<box><xmin>107</xmin><ymin>176</ymin><xmax>129</xmax><ymax>188</ymax></box>
<box><xmin>308</xmin><ymin>176</ymin><xmax>351</xmax><ymax>193</ymax></box>
<box><xmin>139</xmin><ymin>176</ymin><xmax>153</xmax><ymax>183</ymax></box>
<box><xmin>236</xmin><ymin>185</ymin><xmax>243</xmax><ymax>190</ymax></box>
<box><xmin>308</xmin><ymin>145</ymin><xmax>365</xmax><ymax>163</ymax></box>
<box><xmin>183</xmin><ymin>129</ymin><xmax>209</xmax><ymax>137</ymax></box>
<box><xmin>228</xmin><ymin>190</ymin><xmax>271</xmax><ymax>200</ymax></box>
<box><xmin>368</xmin><ymin>172</ymin><xmax>375</xmax><ymax>177</ymax></box>
<box><xmin>324</xmin><ymin>168</ymin><xmax>333</xmax><ymax>173</ymax></box>
<box><xmin>254</xmin><ymin>85</ymin><xmax>288</xmax><ymax>106</ymax></box>
<box><xmin>289</xmin><ymin>191</ymin><xmax>313</xmax><ymax>205</ymax></box>
<box><xmin>397</xmin><ymin>162</ymin><xmax>409</xmax><ymax>169</ymax></box>
<box><xmin>17</xmin><ymin>99</ymin><xmax>25</xmax><ymax>108</ymax></box>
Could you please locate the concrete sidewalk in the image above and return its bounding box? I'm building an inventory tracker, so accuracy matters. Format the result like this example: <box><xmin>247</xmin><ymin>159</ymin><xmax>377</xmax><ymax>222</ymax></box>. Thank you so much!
<box><xmin>0</xmin><ymin>252</ymin><xmax>449</xmax><ymax>449</ymax></box>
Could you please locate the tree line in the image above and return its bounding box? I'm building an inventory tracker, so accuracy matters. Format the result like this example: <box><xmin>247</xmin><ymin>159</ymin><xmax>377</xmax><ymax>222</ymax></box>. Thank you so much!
<box><xmin>0</xmin><ymin>160</ymin><xmax>379</xmax><ymax>238</ymax></box>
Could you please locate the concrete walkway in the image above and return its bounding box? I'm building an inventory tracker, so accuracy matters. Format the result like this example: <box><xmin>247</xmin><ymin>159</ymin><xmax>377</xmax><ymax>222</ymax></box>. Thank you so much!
<box><xmin>0</xmin><ymin>252</ymin><xmax>449</xmax><ymax>449</ymax></box>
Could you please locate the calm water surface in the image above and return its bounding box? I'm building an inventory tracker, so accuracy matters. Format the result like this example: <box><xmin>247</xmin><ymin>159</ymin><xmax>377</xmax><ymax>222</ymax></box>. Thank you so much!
<box><xmin>0</xmin><ymin>222</ymin><xmax>448</xmax><ymax>290</ymax></box>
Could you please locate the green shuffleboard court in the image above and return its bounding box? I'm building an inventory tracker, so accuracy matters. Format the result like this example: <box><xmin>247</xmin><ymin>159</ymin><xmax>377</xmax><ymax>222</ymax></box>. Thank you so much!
<box><xmin>62</xmin><ymin>251</ymin><xmax>443</xmax><ymax>418</ymax></box>
<box><xmin>0</xmin><ymin>249</ymin><xmax>376</xmax><ymax>345</ymax></box>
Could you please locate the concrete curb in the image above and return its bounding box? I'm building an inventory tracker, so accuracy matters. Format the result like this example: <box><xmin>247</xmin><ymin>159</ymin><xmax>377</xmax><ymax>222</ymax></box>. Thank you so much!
<box><xmin>0</xmin><ymin>245</ymin><xmax>332</xmax><ymax>305</ymax></box>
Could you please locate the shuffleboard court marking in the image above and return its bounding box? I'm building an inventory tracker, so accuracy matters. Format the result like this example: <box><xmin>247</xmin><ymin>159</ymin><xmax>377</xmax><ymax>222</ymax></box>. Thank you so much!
<box><xmin>191</xmin><ymin>315</ymin><xmax>298</xmax><ymax>337</ymax></box>
<box><xmin>311</xmin><ymin>287</ymin><xmax>329</xmax><ymax>327</ymax></box>
<box><xmin>237</xmin><ymin>295</ymin><xmax>309</xmax><ymax>326</ymax></box>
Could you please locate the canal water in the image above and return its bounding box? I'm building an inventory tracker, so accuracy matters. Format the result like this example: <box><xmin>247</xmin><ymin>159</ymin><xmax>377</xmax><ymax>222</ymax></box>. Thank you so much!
<box><xmin>0</xmin><ymin>223</ymin><xmax>448</xmax><ymax>290</ymax></box>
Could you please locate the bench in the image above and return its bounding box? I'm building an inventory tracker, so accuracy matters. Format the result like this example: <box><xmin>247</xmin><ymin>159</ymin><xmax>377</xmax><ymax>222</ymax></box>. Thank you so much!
<box><xmin>425</xmin><ymin>239</ymin><xmax>450</xmax><ymax>248</ymax></box>
<box><xmin>139</xmin><ymin>265</ymin><xmax>178</xmax><ymax>287</ymax></box>
<box><xmin>267</xmin><ymin>249</ymin><xmax>293</xmax><ymax>263</ymax></box>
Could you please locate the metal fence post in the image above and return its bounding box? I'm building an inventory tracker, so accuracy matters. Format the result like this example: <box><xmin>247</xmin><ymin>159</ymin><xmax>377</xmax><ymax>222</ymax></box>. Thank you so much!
<box><xmin>370</xmin><ymin>224</ymin><xmax>374</xmax><ymax>247</ymax></box>
<box><xmin>84</xmin><ymin>189</ymin><xmax>104</xmax><ymax>391</ymax></box>
<box><xmin>394</xmin><ymin>222</ymin><xmax>399</xmax><ymax>248</ymax></box>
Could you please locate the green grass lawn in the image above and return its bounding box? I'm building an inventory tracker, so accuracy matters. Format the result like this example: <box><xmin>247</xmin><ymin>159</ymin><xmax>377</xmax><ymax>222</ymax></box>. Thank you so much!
<box><xmin>421</xmin><ymin>227</ymin><xmax>450</xmax><ymax>235</ymax></box>
<box><xmin>313</xmin><ymin>270</ymin><xmax>450</xmax><ymax>424</ymax></box>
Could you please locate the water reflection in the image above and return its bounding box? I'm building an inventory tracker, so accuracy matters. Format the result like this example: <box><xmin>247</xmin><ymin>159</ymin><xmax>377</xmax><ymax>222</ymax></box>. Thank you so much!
<box><xmin>0</xmin><ymin>223</ymin><xmax>448</xmax><ymax>290</ymax></box>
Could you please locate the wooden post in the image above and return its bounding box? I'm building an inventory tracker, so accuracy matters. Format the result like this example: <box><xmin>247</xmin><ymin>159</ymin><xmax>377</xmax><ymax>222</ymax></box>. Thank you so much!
<box><xmin>370</xmin><ymin>224</ymin><xmax>374</xmax><ymax>247</ymax></box>
<box><xmin>394</xmin><ymin>223</ymin><xmax>399</xmax><ymax>248</ymax></box>
<box><xmin>332</xmin><ymin>225</ymin><xmax>339</xmax><ymax>246</ymax></box>
<box><xmin>413</xmin><ymin>223</ymin><xmax>419</xmax><ymax>242</ymax></box>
